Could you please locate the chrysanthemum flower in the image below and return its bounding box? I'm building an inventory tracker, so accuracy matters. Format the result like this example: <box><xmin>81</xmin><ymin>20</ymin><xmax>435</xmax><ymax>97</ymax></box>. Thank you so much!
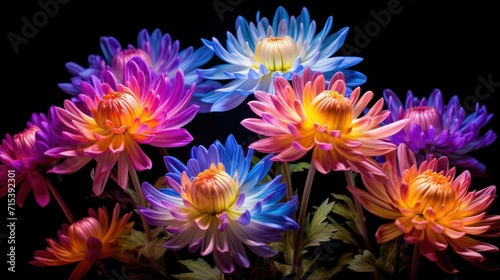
<box><xmin>46</xmin><ymin>57</ymin><xmax>199</xmax><ymax>195</ymax></box>
<box><xmin>138</xmin><ymin>134</ymin><xmax>299</xmax><ymax>273</ymax></box>
<box><xmin>241</xmin><ymin>68</ymin><xmax>409</xmax><ymax>176</ymax></box>
<box><xmin>0</xmin><ymin>106</ymin><xmax>61</xmax><ymax>207</ymax></box>
<box><xmin>58</xmin><ymin>28</ymin><xmax>219</xmax><ymax>112</ymax></box>
<box><xmin>197</xmin><ymin>6</ymin><xmax>366</xmax><ymax>112</ymax></box>
<box><xmin>30</xmin><ymin>204</ymin><xmax>135</xmax><ymax>280</ymax></box>
<box><xmin>348</xmin><ymin>144</ymin><xmax>500</xmax><ymax>273</ymax></box>
<box><xmin>382</xmin><ymin>88</ymin><xmax>497</xmax><ymax>174</ymax></box>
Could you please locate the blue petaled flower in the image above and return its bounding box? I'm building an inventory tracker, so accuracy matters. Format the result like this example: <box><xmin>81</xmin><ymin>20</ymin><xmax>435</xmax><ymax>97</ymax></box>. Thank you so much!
<box><xmin>138</xmin><ymin>134</ymin><xmax>299</xmax><ymax>273</ymax></box>
<box><xmin>58</xmin><ymin>28</ymin><xmax>220</xmax><ymax>112</ymax></box>
<box><xmin>382</xmin><ymin>88</ymin><xmax>497</xmax><ymax>174</ymax></box>
<box><xmin>197</xmin><ymin>6</ymin><xmax>367</xmax><ymax>112</ymax></box>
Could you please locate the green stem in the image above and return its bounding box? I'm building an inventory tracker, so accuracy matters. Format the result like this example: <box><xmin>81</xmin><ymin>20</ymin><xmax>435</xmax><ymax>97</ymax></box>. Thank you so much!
<box><xmin>409</xmin><ymin>243</ymin><xmax>420</xmax><ymax>280</ymax></box>
<box><xmin>281</xmin><ymin>162</ymin><xmax>295</xmax><ymax>221</ymax></box>
<box><xmin>127</xmin><ymin>160</ymin><xmax>152</xmax><ymax>242</ymax></box>
<box><xmin>44</xmin><ymin>174</ymin><xmax>75</xmax><ymax>224</ymax></box>
<box><xmin>392</xmin><ymin>236</ymin><xmax>401</xmax><ymax>280</ymax></box>
<box><xmin>344</xmin><ymin>170</ymin><xmax>371</xmax><ymax>251</ymax></box>
<box><xmin>281</xmin><ymin>162</ymin><xmax>293</xmax><ymax>201</ymax></box>
<box><xmin>291</xmin><ymin>161</ymin><xmax>317</xmax><ymax>279</ymax></box>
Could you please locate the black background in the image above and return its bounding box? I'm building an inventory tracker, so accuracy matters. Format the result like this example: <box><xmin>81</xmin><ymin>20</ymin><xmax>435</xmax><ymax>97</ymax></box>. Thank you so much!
<box><xmin>2</xmin><ymin>0</ymin><xmax>500</xmax><ymax>279</ymax></box>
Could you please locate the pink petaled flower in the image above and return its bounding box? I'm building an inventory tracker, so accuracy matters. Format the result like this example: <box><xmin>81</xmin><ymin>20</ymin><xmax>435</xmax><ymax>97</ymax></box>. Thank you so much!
<box><xmin>30</xmin><ymin>204</ymin><xmax>135</xmax><ymax>280</ymax></box>
<box><xmin>0</xmin><ymin>106</ymin><xmax>61</xmax><ymax>207</ymax></box>
<box><xmin>46</xmin><ymin>57</ymin><xmax>199</xmax><ymax>195</ymax></box>
<box><xmin>348</xmin><ymin>144</ymin><xmax>500</xmax><ymax>273</ymax></box>
<box><xmin>241</xmin><ymin>67</ymin><xmax>409</xmax><ymax>176</ymax></box>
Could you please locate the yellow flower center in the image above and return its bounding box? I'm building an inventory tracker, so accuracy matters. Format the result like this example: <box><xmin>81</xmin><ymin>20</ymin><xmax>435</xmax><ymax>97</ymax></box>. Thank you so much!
<box><xmin>403</xmin><ymin>106</ymin><xmax>443</xmax><ymax>134</ymax></box>
<box><xmin>112</xmin><ymin>48</ymin><xmax>153</xmax><ymax>81</ymax></box>
<box><xmin>94</xmin><ymin>88</ymin><xmax>140</xmax><ymax>132</ymax></box>
<box><xmin>408</xmin><ymin>170</ymin><xmax>455</xmax><ymax>217</ymax></box>
<box><xmin>13</xmin><ymin>126</ymin><xmax>40</xmax><ymax>160</ymax></box>
<box><xmin>255</xmin><ymin>36</ymin><xmax>299</xmax><ymax>72</ymax></box>
<box><xmin>309</xmin><ymin>90</ymin><xmax>353</xmax><ymax>132</ymax></box>
<box><xmin>186</xmin><ymin>163</ymin><xmax>238</xmax><ymax>214</ymax></box>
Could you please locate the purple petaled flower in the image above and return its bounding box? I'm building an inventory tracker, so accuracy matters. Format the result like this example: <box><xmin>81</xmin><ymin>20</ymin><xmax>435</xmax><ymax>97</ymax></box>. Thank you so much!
<box><xmin>383</xmin><ymin>88</ymin><xmax>497</xmax><ymax>174</ymax></box>
<box><xmin>0</xmin><ymin>106</ymin><xmax>61</xmax><ymax>207</ymax></box>
<box><xmin>58</xmin><ymin>28</ymin><xmax>220</xmax><ymax>113</ymax></box>
<box><xmin>139</xmin><ymin>134</ymin><xmax>299</xmax><ymax>273</ymax></box>
<box><xmin>46</xmin><ymin>57</ymin><xmax>199</xmax><ymax>196</ymax></box>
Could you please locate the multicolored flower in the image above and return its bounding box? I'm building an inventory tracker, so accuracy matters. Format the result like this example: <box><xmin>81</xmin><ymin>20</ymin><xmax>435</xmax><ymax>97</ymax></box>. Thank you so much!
<box><xmin>348</xmin><ymin>144</ymin><xmax>500</xmax><ymax>273</ymax></box>
<box><xmin>197</xmin><ymin>6</ymin><xmax>366</xmax><ymax>112</ymax></box>
<box><xmin>241</xmin><ymin>68</ymin><xmax>408</xmax><ymax>176</ymax></box>
<box><xmin>138</xmin><ymin>134</ymin><xmax>299</xmax><ymax>273</ymax></box>
<box><xmin>46</xmin><ymin>57</ymin><xmax>199</xmax><ymax>195</ymax></box>
<box><xmin>30</xmin><ymin>204</ymin><xmax>135</xmax><ymax>280</ymax></box>
<box><xmin>382</xmin><ymin>88</ymin><xmax>497</xmax><ymax>174</ymax></box>
<box><xmin>58</xmin><ymin>28</ymin><xmax>219</xmax><ymax>113</ymax></box>
<box><xmin>0</xmin><ymin>106</ymin><xmax>61</xmax><ymax>207</ymax></box>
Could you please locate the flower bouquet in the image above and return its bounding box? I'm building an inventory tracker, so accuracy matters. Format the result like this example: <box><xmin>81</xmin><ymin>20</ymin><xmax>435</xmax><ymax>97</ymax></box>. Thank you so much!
<box><xmin>3</xmin><ymin>1</ymin><xmax>499</xmax><ymax>280</ymax></box>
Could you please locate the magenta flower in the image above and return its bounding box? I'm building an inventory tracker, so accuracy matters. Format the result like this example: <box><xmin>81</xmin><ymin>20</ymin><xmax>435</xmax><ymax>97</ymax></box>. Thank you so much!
<box><xmin>0</xmin><ymin>106</ymin><xmax>61</xmax><ymax>207</ymax></box>
<box><xmin>46</xmin><ymin>57</ymin><xmax>199</xmax><ymax>195</ymax></box>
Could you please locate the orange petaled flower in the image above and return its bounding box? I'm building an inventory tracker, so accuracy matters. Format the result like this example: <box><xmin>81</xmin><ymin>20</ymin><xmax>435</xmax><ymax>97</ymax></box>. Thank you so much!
<box><xmin>348</xmin><ymin>144</ymin><xmax>500</xmax><ymax>273</ymax></box>
<box><xmin>241</xmin><ymin>67</ymin><xmax>408</xmax><ymax>176</ymax></box>
<box><xmin>30</xmin><ymin>204</ymin><xmax>135</xmax><ymax>280</ymax></box>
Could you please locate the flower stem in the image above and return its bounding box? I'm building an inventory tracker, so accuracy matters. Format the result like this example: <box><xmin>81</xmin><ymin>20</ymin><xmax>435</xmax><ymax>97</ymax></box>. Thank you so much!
<box><xmin>344</xmin><ymin>170</ymin><xmax>371</xmax><ymax>251</ymax></box>
<box><xmin>291</xmin><ymin>161</ymin><xmax>317</xmax><ymax>279</ymax></box>
<box><xmin>392</xmin><ymin>236</ymin><xmax>401</xmax><ymax>280</ymax></box>
<box><xmin>158</xmin><ymin>147</ymin><xmax>169</xmax><ymax>157</ymax></box>
<box><xmin>281</xmin><ymin>163</ymin><xmax>293</xmax><ymax>200</ymax></box>
<box><xmin>127</xmin><ymin>161</ymin><xmax>152</xmax><ymax>242</ymax></box>
<box><xmin>96</xmin><ymin>260</ymin><xmax>112</xmax><ymax>280</ymax></box>
<box><xmin>44</xmin><ymin>174</ymin><xmax>75</xmax><ymax>224</ymax></box>
<box><xmin>281</xmin><ymin>162</ymin><xmax>296</xmax><ymax>220</ymax></box>
<box><xmin>409</xmin><ymin>243</ymin><xmax>420</xmax><ymax>280</ymax></box>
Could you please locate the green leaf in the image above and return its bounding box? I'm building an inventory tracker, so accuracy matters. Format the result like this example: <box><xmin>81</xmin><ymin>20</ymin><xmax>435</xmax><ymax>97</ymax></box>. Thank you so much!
<box><xmin>328</xmin><ymin>218</ymin><xmax>361</xmax><ymax>248</ymax></box>
<box><xmin>347</xmin><ymin>250</ymin><xmax>378</xmax><ymax>273</ymax></box>
<box><xmin>302</xmin><ymin>198</ymin><xmax>336</xmax><ymax>250</ymax></box>
<box><xmin>273</xmin><ymin>261</ymin><xmax>292</xmax><ymax>276</ymax></box>
<box><xmin>172</xmin><ymin>258</ymin><xmax>224</xmax><ymax>280</ymax></box>
<box><xmin>118</xmin><ymin>229</ymin><xmax>147</xmax><ymax>252</ymax></box>
<box><xmin>269</xmin><ymin>230</ymin><xmax>296</xmax><ymax>265</ymax></box>
<box><xmin>138</xmin><ymin>236</ymin><xmax>168</xmax><ymax>260</ymax></box>
<box><xmin>375</xmin><ymin>239</ymin><xmax>398</xmax><ymax>274</ymax></box>
<box><xmin>288</xmin><ymin>162</ymin><xmax>310</xmax><ymax>173</ymax></box>
<box><xmin>330</xmin><ymin>193</ymin><xmax>361</xmax><ymax>236</ymax></box>
<box><xmin>304</xmin><ymin>251</ymin><xmax>354</xmax><ymax>280</ymax></box>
